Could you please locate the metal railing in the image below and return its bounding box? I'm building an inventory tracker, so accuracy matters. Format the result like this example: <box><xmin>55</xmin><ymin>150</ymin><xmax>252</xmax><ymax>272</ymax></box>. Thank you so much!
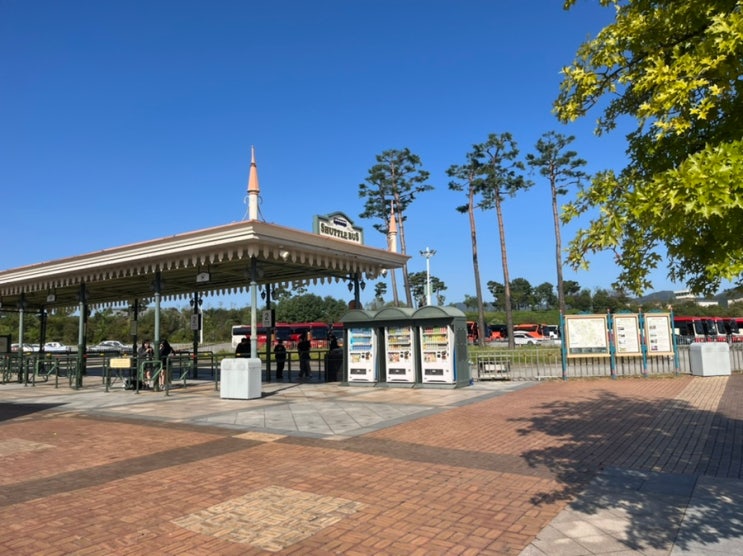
<box><xmin>470</xmin><ymin>344</ymin><xmax>743</xmax><ymax>381</ymax></box>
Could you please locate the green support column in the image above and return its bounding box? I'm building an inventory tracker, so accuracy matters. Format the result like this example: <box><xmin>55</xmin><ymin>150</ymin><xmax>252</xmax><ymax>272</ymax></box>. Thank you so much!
<box><xmin>153</xmin><ymin>271</ymin><xmax>162</xmax><ymax>390</ymax></box>
<box><xmin>76</xmin><ymin>285</ymin><xmax>87</xmax><ymax>389</ymax></box>
<box><xmin>17</xmin><ymin>300</ymin><xmax>25</xmax><ymax>384</ymax></box>
<box><xmin>264</xmin><ymin>285</ymin><xmax>272</xmax><ymax>382</ymax></box>
<box><xmin>191</xmin><ymin>293</ymin><xmax>201</xmax><ymax>379</ymax></box>
<box><xmin>250</xmin><ymin>258</ymin><xmax>258</xmax><ymax>358</ymax></box>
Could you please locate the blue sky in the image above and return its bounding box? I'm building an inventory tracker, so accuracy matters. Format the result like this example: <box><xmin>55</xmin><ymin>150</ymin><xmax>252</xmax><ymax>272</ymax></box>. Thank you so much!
<box><xmin>0</xmin><ymin>1</ymin><xmax>689</xmax><ymax>309</ymax></box>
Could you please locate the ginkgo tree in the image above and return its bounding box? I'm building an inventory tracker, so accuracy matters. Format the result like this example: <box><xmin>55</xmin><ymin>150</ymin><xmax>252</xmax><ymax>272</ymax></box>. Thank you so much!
<box><xmin>557</xmin><ymin>0</ymin><xmax>743</xmax><ymax>295</ymax></box>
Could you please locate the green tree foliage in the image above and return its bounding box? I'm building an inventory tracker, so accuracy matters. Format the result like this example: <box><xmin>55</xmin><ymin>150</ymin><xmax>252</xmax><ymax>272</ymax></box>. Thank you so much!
<box><xmin>275</xmin><ymin>294</ymin><xmax>348</xmax><ymax>324</ymax></box>
<box><xmin>592</xmin><ymin>288</ymin><xmax>631</xmax><ymax>313</ymax></box>
<box><xmin>533</xmin><ymin>282</ymin><xmax>558</xmax><ymax>310</ymax></box>
<box><xmin>373</xmin><ymin>281</ymin><xmax>387</xmax><ymax>303</ymax></box>
<box><xmin>476</xmin><ymin>133</ymin><xmax>532</xmax><ymax>346</ymax></box>
<box><xmin>563</xmin><ymin>280</ymin><xmax>581</xmax><ymax>296</ymax></box>
<box><xmin>358</xmin><ymin>148</ymin><xmax>433</xmax><ymax>306</ymax></box>
<box><xmin>448</xmin><ymin>149</ymin><xmax>490</xmax><ymax>346</ymax></box>
<box><xmin>408</xmin><ymin>271</ymin><xmax>447</xmax><ymax>307</ymax></box>
<box><xmin>486</xmin><ymin>281</ymin><xmax>506</xmax><ymax>311</ymax></box>
<box><xmin>567</xmin><ymin>288</ymin><xmax>594</xmax><ymax>312</ymax></box>
<box><xmin>557</xmin><ymin>0</ymin><xmax>743</xmax><ymax>295</ymax></box>
<box><xmin>509</xmin><ymin>277</ymin><xmax>534</xmax><ymax>311</ymax></box>
<box><xmin>526</xmin><ymin>132</ymin><xmax>588</xmax><ymax>314</ymax></box>
<box><xmin>463</xmin><ymin>294</ymin><xmax>479</xmax><ymax>311</ymax></box>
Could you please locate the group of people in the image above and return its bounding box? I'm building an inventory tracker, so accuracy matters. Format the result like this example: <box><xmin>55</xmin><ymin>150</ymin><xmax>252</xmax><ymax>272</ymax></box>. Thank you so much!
<box><xmin>136</xmin><ymin>338</ymin><xmax>175</xmax><ymax>388</ymax></box>
<box><xmin>234</xmin><ymin>331</ymin><xmax>340</xmax><ymax>381</ymax></box>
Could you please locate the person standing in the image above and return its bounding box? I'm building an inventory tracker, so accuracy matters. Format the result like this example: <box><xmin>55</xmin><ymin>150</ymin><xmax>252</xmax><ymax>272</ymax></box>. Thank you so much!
<box><xmin>158</xmin><ymin>339</ymin><xmax>175</xmax><ymax>389</ymax></box>
<box><xmin>273</xmin><ymin>338</ymin><xmax>287</xmax><ymax>380</ymax></box>
<box><xmin>137</xmin><ymin>340</ymin><xmax>154</xmax><ymax>386</ymax></box>
<box><xmin>297</xmin><ymin>332</ymin><xmax>311</xmax><ymax>380</ymax></box>
<box><xmin>235</xmin><ymin>337</ymin><xmax>250</xmax><ymax>357</ymax></box>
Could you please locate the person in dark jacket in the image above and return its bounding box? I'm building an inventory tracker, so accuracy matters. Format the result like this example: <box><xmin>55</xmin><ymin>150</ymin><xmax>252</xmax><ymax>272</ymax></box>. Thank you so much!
<box><xmin>297</xmin><ymin>332</ymin><xmax>311</xmax><ymax>379</ymax></box>
<box><xmin>235</xmin><ymin>337</ymin><xmax>250</xmax><ymax>357</ymax></box>
<box><xmin>273</xmin><ymin>338</ymin><xmax>287</xmax><ymax>379</ymax></box>
<box><xmin>158</xmin><ymin>339</ymin><xmax>175</xmax><ymax>389</ymax></box>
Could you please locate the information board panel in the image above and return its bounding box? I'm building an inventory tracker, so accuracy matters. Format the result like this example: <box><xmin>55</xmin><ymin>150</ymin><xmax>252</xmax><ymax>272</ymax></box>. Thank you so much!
<box><xmin>564</xmin><ymin>315</ymin><xmax>610</xmax><ymax>358</ymax></box>
<box><xmin>613</xmin><ymin>314</ymin><xmax>641</xmax><ymax>356</ymax></box>
<box><xmin>644</xmin><ymin>313</ymin><xmax>674</xmax><ymax>356</ymax></box>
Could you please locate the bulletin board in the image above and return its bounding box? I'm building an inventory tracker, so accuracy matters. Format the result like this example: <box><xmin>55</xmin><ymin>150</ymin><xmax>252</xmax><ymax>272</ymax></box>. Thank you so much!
<box><xmin>613</xmin><ymin>314</ymin><xmax>642</xmax><ymax>357</ymax></box>
<box><xmin>644</xmin><ymin>313</ymin><xmax>674</xmax><ymax>356</ymax></box>
<box><xmin>564</xmin><ymin>315</ymin><xmax>610</xmax><ymax>358</ymax></box>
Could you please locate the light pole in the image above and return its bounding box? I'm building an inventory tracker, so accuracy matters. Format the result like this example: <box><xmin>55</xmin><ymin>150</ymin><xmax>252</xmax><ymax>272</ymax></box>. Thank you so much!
<box><xmin>420</xmin><ymin>247</ymin><xmax>436</xmax><ymax>306</ymax></box>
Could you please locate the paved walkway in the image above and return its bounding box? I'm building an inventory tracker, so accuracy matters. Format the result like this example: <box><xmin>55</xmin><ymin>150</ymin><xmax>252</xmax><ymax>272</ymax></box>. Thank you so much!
<box><xmin>0</xmin><ymin>373</ymin><xmax>742</xmax><ymax>554</ymax></box>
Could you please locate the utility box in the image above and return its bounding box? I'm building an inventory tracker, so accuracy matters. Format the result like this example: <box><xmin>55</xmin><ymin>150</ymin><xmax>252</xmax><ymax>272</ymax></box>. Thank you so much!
<box><xmin>220</xmin><ymin>357</ymin><xmax>262</xmax><ymax>399</ymax></box>
<box><xmin>689</xmin><ymin>343</ymin><xmax>731</xmax><ymax>376</ymax></box>
<box><xmin>413</xmin><ymin>306</ymin><xmax>469</xmax><ymax>387</ymax></box>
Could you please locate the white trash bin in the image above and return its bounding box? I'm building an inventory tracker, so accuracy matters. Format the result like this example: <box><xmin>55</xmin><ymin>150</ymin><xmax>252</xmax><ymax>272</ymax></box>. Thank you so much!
<box><xmin>220</xmin><ymin>357</ymin><xmax>262</xmax><ymax>399</ymax></box>
<box><xmin>689</xmin><ymin>343</ymin><xmax>731</xmax><ymax>376</ymax></box>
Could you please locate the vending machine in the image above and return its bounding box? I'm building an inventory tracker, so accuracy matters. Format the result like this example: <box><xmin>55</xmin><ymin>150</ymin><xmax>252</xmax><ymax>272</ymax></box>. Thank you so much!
<box><xmin>414</xmin><ymin>306</ymin><xmax>469</xmax><ymax>387</ymax></box>
<box><xmin>384</xmin><ymin>325</ymin><xmax>416</xmax><ymax>383</ymax></box>
<box><xmin>419</xmin><ymin>325</ymin><xmax>455</xmax><ymax>383</ymax></box>
<box><xmin>346</xmin><ymin>326</ymin><xmax>377</xmax><ymax>383</ymax></box>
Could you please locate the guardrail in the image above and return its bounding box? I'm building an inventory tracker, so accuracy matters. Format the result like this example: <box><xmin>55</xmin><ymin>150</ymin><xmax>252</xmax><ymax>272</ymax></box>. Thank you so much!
<box><xmin>470</xmin><ymin>344</ymin><xmax>743</xmax><ymax>381</ymax></box>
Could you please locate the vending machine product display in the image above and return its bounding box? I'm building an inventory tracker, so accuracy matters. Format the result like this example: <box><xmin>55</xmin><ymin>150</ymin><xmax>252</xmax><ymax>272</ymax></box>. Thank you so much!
<box><xmin>384</xmin><ymin>325</ymin><xmax>416</xmax><ymax>382</ymax></box>
<box><xmin>420</xmin><ymin>325</ymin><xmax>455</xmax><ymax>383</ymax></box>
<box><xmin>346</xmin><ymin>327</ymin><xmax>377</xmax><ymax>382</ymax></box>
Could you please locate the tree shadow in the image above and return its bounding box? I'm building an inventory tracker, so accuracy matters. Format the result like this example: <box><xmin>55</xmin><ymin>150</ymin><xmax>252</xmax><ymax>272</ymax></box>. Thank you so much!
<box><xmin>511</xmin><ymin>388</ymin><xmax>743</xmax><ymax>552</ymax></box>
<box><xmin>0</xmin><ymin>402</ymin><xmax>65</xmax><ymax>422</ymax></box>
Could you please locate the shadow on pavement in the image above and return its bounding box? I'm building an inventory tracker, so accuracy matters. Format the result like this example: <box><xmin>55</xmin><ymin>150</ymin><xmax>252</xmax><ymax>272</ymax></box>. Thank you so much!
<box><xmin>512</xmin><ymin>379</ymin><xmax>743</xmax><ymax>553</ymax></box>
<box><xmin>0</xmin><ymin>402</ymin><xmax>65</xmax><ymax>422</ymax></box>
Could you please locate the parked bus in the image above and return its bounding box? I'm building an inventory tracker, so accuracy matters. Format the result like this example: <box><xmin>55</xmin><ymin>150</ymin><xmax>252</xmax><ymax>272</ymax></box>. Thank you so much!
<box><xmin>231</xmin><ymin>323</ymin><xmax>294</xmax><ymax>349</ymax></box>
<box><xmin>488</xmin><ymin>323</ymin><xmax>507</xmax><ymax>340</ymax></box>
<box><xmin>513</xmin><ymin>323</ymin><xmax>548</xmax><ymax>339</ymax></box>
<box><xmin>292</xmin><ymin>322</ymin><xmax>334</xmax><ymax>348</ymax></box>
<box><xmin>672</xmin><ymin>316</ymin><xmax>706</xmax><ymax>344</ymax></box>
<box><xmin>732</xmin><ymin>318</ymin><xmax>743</xmax><ymax>342</ymax></box>
<box><xmin>701</xmin><ymin>317</ymin><xmax>728</xmax><ymax>342</ymax></box>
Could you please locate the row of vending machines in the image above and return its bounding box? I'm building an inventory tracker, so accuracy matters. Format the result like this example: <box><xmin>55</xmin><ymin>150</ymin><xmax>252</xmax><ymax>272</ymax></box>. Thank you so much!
<box><xmin>342</xmin><ymin>306</ymin><xmax>469</xmax><ymax>387</ymax></box>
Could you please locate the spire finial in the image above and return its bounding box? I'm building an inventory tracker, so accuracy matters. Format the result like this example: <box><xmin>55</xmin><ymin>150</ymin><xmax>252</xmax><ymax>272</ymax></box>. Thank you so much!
<box><xmin>387</xmin><ymin>201</ymin><xmax>398</xmax><ymax>252</ymax></box>
<box><xmin>247</xmin><ymin>145</ymin><xmax>260</xmax><ymax>220</ymax></box>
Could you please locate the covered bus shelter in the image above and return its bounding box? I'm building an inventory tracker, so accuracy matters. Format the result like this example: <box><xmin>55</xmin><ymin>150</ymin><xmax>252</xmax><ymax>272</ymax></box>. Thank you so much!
<box><xmin>0</xmin><ymin>151</ymin><xmax>409</xmax><ymax>387</ymax></box>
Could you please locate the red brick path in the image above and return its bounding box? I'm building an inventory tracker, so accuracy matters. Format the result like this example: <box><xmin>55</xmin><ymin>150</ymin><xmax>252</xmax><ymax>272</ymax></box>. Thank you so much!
<box><xmin>1</xmin><ymin>374</ymin><xmax>740</xmax><ymax>554</ymax></box>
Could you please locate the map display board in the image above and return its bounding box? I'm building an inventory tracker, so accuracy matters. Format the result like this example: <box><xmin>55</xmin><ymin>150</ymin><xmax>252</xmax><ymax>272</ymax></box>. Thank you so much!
<box><xmin>613</xmin><ymin>314</ymin><xmax>641</xmax><ymax>356</ymax></box>
<box><xmin>564</xmin><ymin>315</ymin><xmax>610</xmax><ymax>358</ymax></box>
<box><xmin>644</xmin><ymin>313</ymin><xmax>674</xmax><ymax>356</ymax></box>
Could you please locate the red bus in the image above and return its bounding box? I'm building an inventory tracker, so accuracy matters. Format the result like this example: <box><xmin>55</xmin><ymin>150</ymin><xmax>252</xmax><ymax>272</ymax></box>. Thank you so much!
<box><xmin>513</xmin><ymin>323</ymin><xmax>548</xmax><ymax>339</ymax></box>
<box><xmin>231</xmin><ymin>323</ymin><xmax>294</xmax><ymax>348</ymax></box>
<box><xmin>673</xmin><ymin>316</ymin><xmax>707</xmax><ymax>344</ymax></box>
<box><xmin>702</xmin><ymin>317</ymin><xmax>728</xmax><ymax>342</ymax></box>
<box><xmin>732</xmin><ymin>318</ymin><xmax>743</xmax><ymax>342</ymax></box>
<box><xmin>292</xmin><ymin>322</ymin><xmax>334</xmax><ymax>348</ymax></box>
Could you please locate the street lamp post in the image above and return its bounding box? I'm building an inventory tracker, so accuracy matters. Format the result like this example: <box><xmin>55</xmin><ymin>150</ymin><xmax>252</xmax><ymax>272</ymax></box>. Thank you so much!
<box><xmin>420</xmin><ymin>247</ymin><xmax>436</xmax><ymax>306</ymax></box>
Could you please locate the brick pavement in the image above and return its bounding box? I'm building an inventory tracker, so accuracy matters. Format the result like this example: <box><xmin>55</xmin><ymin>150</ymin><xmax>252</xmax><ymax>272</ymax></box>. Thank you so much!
<box><xmin>0</xmin><ymin>374</ymin><xmax>741</xmax><ymax>554</ymax></box>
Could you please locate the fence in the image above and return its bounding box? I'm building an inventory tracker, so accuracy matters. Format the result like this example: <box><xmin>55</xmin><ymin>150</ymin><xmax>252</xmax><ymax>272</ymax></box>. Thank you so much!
<box><xmin>471</xmin><ymin>344</ymin><xmax>743</xmax><ymax>381</ymax></box>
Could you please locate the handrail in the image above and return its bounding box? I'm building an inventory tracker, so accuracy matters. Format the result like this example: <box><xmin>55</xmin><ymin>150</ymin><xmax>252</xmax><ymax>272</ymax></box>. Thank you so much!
<box><xmin>137</xmin><ymin>359</ymin><xmax>163</xmax><ymax>394</ymax></box>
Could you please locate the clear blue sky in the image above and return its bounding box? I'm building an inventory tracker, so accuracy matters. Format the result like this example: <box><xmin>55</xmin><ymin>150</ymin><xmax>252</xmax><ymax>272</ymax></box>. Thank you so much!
<box><xmin>0</xmin><ymin>1</ymin><xmax>690</xmax><ymax>308</ymax></box>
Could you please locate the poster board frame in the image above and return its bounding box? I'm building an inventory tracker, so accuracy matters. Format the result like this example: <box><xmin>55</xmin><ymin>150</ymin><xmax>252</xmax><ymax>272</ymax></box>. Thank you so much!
<box><xmin>613</xmin><ymin>314</ymin><xmax>642</xmax><ymax>357</ymax></box>
<box><xmin>643</xmin><ymin>312</ymin><xmax>675</xmax><ymax>356</ymax></box>
<box><xmin>564</xmin><ymin>314</ymin><xmax>610</xmax><ymax>358</ymax></box>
